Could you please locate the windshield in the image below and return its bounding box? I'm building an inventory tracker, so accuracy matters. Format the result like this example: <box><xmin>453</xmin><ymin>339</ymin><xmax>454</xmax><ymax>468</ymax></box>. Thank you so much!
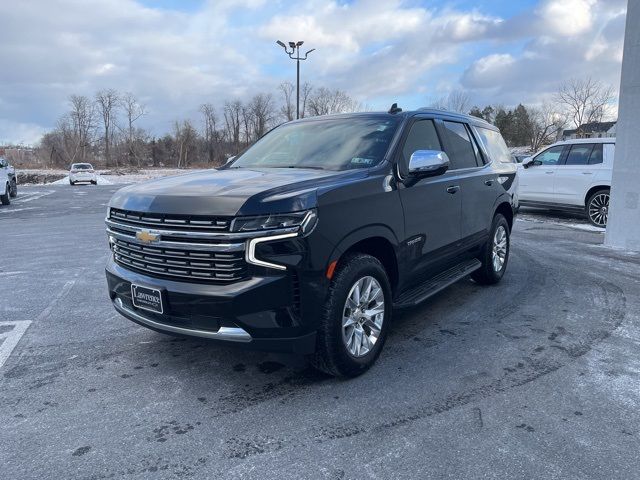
<box><xmin>231</xmin><ymin>117</ymin><xmax>401</xmax><ymax>171</ymax></box>
<box><xmin>72</xmin><ymin>164</ymin><xmax>93</xmax><ymax>170</ymax></box>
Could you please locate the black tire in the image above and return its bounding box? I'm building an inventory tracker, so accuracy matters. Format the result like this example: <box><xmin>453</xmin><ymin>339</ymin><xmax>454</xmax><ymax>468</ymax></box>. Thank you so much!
<box><xmin>586</xmin><ymin>189</ymin><xmax>609</xmax><ymax>228</ymax></box>
<box><xmin>91</xmin><ymin>181</ymin><xmax>97</xmax><ymax>185</ymax></box>
<box><xmin>69</xmin><ymin>180</ymin><xmax>75</xmax><ymax>185</ymax></box>
<box><xmin>311</xmin><ymin>253</ymin><xmax>392</xmax><ymax>378</ymax></box>
<box><xmin>1</xmin><ymin>183</ymin><xmax>10</xmax><ymax>205</ymax></box>
<box><xmin>9</xmin><ymin>179</ymin><xmax>17</xmax><ymax>198</ymax></box>
<box><xmin>471</xmin><ymin>214</ymin><xmax>510</xmax><ymax>285</ymax></box>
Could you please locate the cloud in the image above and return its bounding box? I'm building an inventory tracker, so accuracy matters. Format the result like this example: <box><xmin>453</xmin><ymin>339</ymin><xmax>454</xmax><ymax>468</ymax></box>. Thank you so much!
<box><xmin>461</xmin><ymin>0</ymin><xmax>625</xmax><ymax>107</ymax></box>
<box><xmin>0</xmin><ymin>0</ymin><xmax>628</xmax><ymax>144</ymax></box>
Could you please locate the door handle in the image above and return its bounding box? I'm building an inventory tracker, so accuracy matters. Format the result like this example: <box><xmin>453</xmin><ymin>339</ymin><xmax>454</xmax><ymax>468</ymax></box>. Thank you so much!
<box><xmin>582</xmin><ymin>172</ymin><xmax>593</xmax><ymax>175</ymax></box>
<box><xmin>446</xmin><ymin>185</ymin><xmax>460</xmax><ymax>194</ymax></box>
<box><xmin>484</xmin><ymin>179</ymin><xmax>494</xmax><ymax>186</ymax></box>
<box><xmin>545</xmin><ymin>171</ymin><xmax>554</xmax><ymax>174</ymax></box>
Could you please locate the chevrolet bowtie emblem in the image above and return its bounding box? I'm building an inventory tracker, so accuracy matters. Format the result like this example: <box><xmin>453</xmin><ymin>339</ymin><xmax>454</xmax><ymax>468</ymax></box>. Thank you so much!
<box><xmin>136</xmin><ymin>230</ymin><xmax>160</xmax><ymax>244</ymax></box>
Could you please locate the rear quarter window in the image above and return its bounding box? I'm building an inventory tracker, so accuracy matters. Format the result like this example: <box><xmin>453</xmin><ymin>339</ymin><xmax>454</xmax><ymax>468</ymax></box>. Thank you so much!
<box><xmin>474</xmin><ymin>127</ymin><xmax>513</xmax><ymax>164</ymax></box>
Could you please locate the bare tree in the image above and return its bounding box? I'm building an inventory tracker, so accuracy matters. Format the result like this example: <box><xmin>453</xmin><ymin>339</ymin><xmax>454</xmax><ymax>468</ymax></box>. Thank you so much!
<box><xmin>555</xmin><ymin>77</ymin><xmax>615</xmax><ymax>133</ymax></box>
<box><xmin>95</xmin><ymin>89</ymin><xmax>119</xmax><ymax>167</ymax></box>
<box><xmin>200</xmin><ymin>103</ymin><xmax>225</xmax><ymax>165</ymax></box>
<box><xmin>120</xmin><ymin>92</ymin><xmax>146</xmax><ymax>166</ymax></box>
<box><xmin>529</xmin><ymin>104</ymin><xmax>567</xmax><ymax>151</ymax></box>
<box><xmin>224</xmin><ymin>100</ymin><xmax>243</xmax><ymax>153</ymax></box>
<box><xmin>248</xmin><ymin>93</ymin><xmax>276</xmax><ymax>140</ymax></box>
<box><xmin>173</xmin><ymin>120</ymin><xmax>198</xmax><ymax>168</ymax></box>
<box><xmin>429</xmin><ymin>90</ymin><xmax>471</xmax><ymax>113</ymax></box>
<box><xmin>300</xmin><ymin>82</ymin><xmax>312</xmax><ymax>119</ymax></box>
<box><xmin>61</xmin><ymin>94</ymin><xmax>97</xmax><ymax>163</ymax></box>
<box><xmin>307</xmin><ymin>87</ymin><xmax>361</xmax><ymax>116</ymax></box>
<box><xmin>279</xmin><ymin>81</ymin><xmax>295</xmax><ymax>121</ymax></box>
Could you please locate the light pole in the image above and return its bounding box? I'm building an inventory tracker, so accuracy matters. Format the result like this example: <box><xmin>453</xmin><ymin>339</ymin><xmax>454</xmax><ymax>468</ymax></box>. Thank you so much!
<box><xmin>276</xmin><ymin>40</ymin><xmax>315</xmax><ymax>119</ymax></box>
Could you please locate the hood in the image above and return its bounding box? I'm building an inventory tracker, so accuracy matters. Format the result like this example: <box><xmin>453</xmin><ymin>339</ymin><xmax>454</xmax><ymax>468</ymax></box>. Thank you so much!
<box><xmin>108</xmin><ymin>167</ymin><xmax>365</xmax><ymax>216</ymax></box>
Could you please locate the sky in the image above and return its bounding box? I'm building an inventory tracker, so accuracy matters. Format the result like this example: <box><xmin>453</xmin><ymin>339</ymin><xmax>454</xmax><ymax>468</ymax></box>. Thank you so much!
<box><xmin>0</xmin><ymin>0</ymin><xmax>628</xmax><ymax>145</ymax></box>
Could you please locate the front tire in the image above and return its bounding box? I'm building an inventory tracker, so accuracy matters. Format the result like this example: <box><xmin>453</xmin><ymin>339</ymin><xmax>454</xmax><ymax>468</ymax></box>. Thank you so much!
<box><xmin>472</xmin><ymin>213</ymin><xmax>510</xmax><ymax>285</ymax></box>
<box><xmin>586</xmin><ymin>189</ymin><xmax>609</xmax><ymax>228</ymax></box>
<box><xmin>1</xmin><ymin>183</ymin><xmax>10</xmax><ymax>205</ymax></box>
<box><xmin>311</xmin><ymin>253</ymin><xmax>392</xmax><ymax>377</ymax></box>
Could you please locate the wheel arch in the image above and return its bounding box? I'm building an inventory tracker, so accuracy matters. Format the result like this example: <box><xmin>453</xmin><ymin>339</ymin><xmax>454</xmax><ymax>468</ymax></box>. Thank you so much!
<box><xmin>494</xmin><ymin>201</ymin><xmax>514</xmax><ymax>231</ymax></box>
<box><xmin>585</xmin><ymin>185</ymin><xmax>610</xmax><ymax>207</ymax></box>
<box><xmin>328</xmin><ymin>226</ymin><xmax>400</xmax><ymax>294</ymax></box>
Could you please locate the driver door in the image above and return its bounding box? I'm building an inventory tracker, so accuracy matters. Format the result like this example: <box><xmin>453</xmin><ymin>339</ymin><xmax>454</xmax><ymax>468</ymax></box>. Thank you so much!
<box><xmin>397</xmin><ymin>118</ymin><xmax>462</xmax><ymax>278</ymax></box>
<box><xmin>519</xmin><ymin>145</ymin><xmax>567</xmax><ymax>203</ymax></box>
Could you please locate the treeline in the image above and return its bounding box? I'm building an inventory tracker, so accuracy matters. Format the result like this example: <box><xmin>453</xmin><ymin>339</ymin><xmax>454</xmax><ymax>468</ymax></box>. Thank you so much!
<box><xmin>36</xmin><ymin>82</ymin><xmax>362</xmax><ymax>169</ymax></box>
<box><xmin>33</xmin><ymin>76</ymin><xmax>614</xmax><ymax>168</ymax></box>
<box><xmin>435</xmin><ymin>77</ymin><xmax>614</xmax><ymax>151</ymax></box>
<box><xmin>469</xmin><ymin>104</ymin><xmax>566</xmax><ymax>151</ymax></box>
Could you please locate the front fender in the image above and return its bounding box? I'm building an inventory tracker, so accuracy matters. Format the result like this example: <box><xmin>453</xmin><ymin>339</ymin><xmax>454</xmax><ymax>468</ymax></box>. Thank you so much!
<box><xmin>326</xmin><ymin>224</ymin><xmax>400</xmax><ymax>269</ymax></box>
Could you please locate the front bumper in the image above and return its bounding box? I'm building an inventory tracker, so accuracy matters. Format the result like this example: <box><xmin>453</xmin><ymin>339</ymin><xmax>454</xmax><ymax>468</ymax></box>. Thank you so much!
<box><xmin>105</xmin><ymin>257</ymin><xmax>316</xmax><ymax>354</ymax></box>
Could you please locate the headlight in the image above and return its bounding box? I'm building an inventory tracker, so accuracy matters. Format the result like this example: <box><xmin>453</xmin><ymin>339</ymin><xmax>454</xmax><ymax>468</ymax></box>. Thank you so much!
<box><xmin>231</xmin><ymin>209</ymin><xmax>317</xmax><ymax>235</ymax></box>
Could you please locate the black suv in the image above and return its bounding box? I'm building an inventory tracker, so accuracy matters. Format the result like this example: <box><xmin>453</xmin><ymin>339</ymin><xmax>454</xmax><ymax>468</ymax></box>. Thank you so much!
<box><xmin>105</xmin><ymin>107</ymin><xmax>518</xmax><ymax>377</ymax></box>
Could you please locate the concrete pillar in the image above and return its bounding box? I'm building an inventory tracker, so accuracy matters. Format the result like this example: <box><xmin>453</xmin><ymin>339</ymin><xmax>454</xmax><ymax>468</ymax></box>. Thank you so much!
<box><xmin>606</xmin><ymin>0</ymin><xmax>640</xmax><ymax>251</ymax></box>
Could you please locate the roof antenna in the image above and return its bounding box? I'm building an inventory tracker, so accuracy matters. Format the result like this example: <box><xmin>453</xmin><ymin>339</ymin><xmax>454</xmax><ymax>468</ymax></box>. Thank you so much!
<box><xmin>388</xmin><ymin>103</ymin><xmax>402</xmax><ymax>114</ymax></box>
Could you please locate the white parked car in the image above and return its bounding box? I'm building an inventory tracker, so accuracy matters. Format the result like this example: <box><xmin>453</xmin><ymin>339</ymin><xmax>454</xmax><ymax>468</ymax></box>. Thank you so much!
<box><xmin>519</xmin><ymin>138</ymin><xmax>614</xmax><ymax>227</ymax></box>
<box><xmin>0</xmin><ymin>156</ymin><xmax>17</xmax><ymax>205</ymax></box>
<box><xmin>69</xmin><ymin>163</ymin><xmax>97</xmax><ymax>185</ymax></box>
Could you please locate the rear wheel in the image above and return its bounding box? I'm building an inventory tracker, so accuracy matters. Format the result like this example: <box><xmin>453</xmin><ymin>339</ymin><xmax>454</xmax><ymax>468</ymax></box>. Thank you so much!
<box><xmin>1</xmin><ymin>183</ymin><xmax>10</xmax><ymax>205</ymax></box>
<box><xmin>9</xmin><ymin>178</ymin><xmax>17</xmax><ymax>198</ymax></box>
<box><xmin>311</xmin><ymin>253</ymin><xmax>391</xmax><ymax>377</ymax></box>
<box><xmin>586</xmin><ymin>189</ymin><xmax>609</xmax><ymax>228</ymax></box>
<box><xmin>69</xmin><ymin>180</ymin><xmax>75</xmax><ymax>185</ymax></box>
<box><xmin>472</xmin><ymin>213</ymin><xmax>510</xmax><ymax>285</ymax></box>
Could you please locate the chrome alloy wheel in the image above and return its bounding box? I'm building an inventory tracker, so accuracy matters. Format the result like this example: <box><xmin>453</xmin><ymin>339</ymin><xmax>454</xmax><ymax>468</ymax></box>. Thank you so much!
<box><xmin>588</xmin><ymin>192</ymin><xmax>609</xmax><ymax>227</ymax></box>
<box><xmin>492</xmin><ymin>225</ymin><xmax>508</xmax><ymax>272</ymax></box>
<box><xmin>342</xmin><ymin>276</ymin><xmax>385</xmax><ymax>357</ymax></box>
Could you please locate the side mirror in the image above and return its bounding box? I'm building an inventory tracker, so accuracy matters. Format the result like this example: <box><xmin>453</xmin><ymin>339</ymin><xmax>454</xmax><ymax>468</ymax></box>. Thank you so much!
<box><xmin>408</xmin><ymin>150</ymin><xmax>450</xmax><ymax>178</ymax></box>
<box><xmin>522</xmin><ymin>157</ymin><xmax>535</xmax><ymax>169</ymax></box>
<box><xmin>225</xmin><ymin>156</ymin><xmax>236</xmax><ymax>165</ymax></box>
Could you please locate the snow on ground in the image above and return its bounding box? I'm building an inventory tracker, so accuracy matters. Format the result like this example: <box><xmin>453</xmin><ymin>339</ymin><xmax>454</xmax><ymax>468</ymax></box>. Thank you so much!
<box><xmin>18</xmin><ymin>168</ymin><xmax>189</xmax><ymax>186</ymax></box>
<box><xmin>517</xmin><ymin>212</ymin><xmax>605</xmax><ymax>233</ymax></box>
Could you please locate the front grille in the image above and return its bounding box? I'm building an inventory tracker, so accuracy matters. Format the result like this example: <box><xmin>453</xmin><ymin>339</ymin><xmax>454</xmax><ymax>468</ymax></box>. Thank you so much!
<box><xmin>107</xmin><ymin>208</ymin><xmax>247</xmax><ymax>284</ymax></box>
<box><xmin>112</xmin><ymin>238</ymin><xmax>247</xmax><ymax>283</ymax></box>
<box><xmin>110</xmin><ymin>208</ymin><xmax>231</xmax><ymax>232</ymax></box>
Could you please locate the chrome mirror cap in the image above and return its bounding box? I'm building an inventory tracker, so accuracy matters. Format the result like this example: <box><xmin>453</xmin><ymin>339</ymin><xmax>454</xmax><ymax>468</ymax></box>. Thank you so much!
<box><xmin>408</xmin><ymin>150</ymin><xmax>450</xmax><ymax>176</ymax></box>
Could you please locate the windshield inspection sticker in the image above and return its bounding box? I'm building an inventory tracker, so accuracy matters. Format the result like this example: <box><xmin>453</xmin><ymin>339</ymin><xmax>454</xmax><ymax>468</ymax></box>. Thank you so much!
<box><xmin>351</xmin><ymin>157</ymin><xmax>374</xmax><ymax>165</ymax></box>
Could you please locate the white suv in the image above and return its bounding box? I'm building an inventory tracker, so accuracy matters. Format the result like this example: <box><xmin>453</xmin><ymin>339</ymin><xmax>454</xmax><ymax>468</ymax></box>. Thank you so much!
<box><xmin>69</xmin><ymin>163</ymin><xmax>97</xmax><ymax>185</ymax></box>
<box><xmin>0</xmin><ymin>157</ymin><xmax>17</xmax><ymax>205</ymax></box>
<box><xmin>519</xmin><ymin>138</ymin><xmax>614</xmax><ymax>227</ymax></box>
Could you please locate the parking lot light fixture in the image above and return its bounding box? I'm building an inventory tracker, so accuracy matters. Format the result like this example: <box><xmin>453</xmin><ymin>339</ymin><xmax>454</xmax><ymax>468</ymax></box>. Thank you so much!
<box><xmin>276</xmin><ymin>39</ymin><xmax>315</xmax><ymax>120</ymax></box>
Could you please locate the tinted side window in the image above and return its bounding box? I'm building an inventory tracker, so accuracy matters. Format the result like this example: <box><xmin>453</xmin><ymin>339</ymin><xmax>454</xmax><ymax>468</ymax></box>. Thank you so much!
<box><xmin>401</xmin><ymin>119</ymin><xmax>442</xmax><ymax>164</ymax></box>
<box><xmin>588</xmin><ymin>144</ymin><xmax>604</xmax><ymax>165</ymax></box>
<box><xmin>534</xmin><ymin>146</ymin><xmax>564</xmax><ymax>165</ymax></box>
<box><xmin>442</xmin><ymin>121</ymin><xmax>479</xmax><ymax>169</ymax></box>
<box><xmin>565</xmin><ymin>144</ymin><xmax>594</xmax><ymax>165</ymax></box>
<box><xmin>475</xmin><ymin>127</ymin><xmax>512</xmax><ymax>163</ymax></box>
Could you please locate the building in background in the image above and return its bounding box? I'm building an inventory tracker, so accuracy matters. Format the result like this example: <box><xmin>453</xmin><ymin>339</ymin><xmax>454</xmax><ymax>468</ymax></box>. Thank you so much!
<box><xmin>562</xmin><ymin>121</ymin><xmax>616</xmax><ymax>140</ymax></box>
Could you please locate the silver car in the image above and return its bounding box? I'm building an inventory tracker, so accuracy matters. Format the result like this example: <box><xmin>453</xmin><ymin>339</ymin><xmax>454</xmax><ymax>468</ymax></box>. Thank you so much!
<box><xmin>69</xmin><ymin>163</ymin><xmax>97</xmax><ymax>185</ymax></box>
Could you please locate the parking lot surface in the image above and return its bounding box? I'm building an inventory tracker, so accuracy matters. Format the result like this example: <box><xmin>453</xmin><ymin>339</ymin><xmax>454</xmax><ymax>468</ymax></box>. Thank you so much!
<box><xmin>1</xmin><ymin>185</ymin><xmax>640</xmax><ymax>479</ymax></box>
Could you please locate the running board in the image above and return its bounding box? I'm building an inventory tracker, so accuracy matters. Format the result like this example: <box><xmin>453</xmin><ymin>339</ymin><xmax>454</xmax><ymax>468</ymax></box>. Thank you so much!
<box><xmin>393</xmin><ymin>259</ymin><xmax>482</xmax><ymax>308</ymax></box>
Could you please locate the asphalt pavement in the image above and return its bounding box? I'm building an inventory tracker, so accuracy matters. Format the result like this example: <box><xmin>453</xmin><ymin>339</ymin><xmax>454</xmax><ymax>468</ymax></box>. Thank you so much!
<box><xmin>1</xmin><ymin>184</ymin><xmax>639</xmax><ymax>479</ymax></box>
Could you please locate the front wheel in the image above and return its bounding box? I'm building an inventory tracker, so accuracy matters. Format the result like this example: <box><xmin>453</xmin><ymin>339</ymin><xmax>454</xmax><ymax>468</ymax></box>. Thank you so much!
<box><xmin>472</xmin><ymin>214</ymin><xmax>510</xmax><ymax>285</ymax></box>
<box><xmin>1</xmin><ymin>183</ymin><xmax>10</xmax><ymax>205</ymax></box>
<box><xmin>311</xmin><ymin>253</ymin><xmax>392</xmax><ymax>377</ymax></box>
<box><xmin>586</xmin><ymin>189</ymin><xmax>609</xmax><ymax>228</ymax></box>
<box><xmin>9</xmin><ymin>179</ymin><xmax>17</xmax><ymax>198</ymax></box>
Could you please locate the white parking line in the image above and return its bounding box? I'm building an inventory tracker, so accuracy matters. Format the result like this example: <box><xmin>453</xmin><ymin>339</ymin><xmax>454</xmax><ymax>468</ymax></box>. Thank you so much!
<box><xmin>0</xmin><ymin>321</ymin><xmax>32</xmax><ymax>369</ymax></box>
